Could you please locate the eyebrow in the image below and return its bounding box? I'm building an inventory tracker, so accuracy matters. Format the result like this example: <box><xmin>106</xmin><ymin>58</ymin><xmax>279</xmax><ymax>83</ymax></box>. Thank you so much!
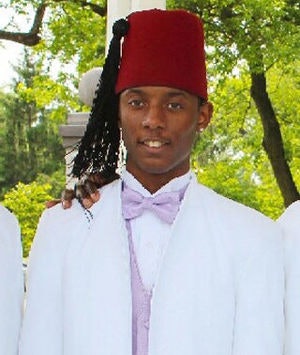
<box><xmin>166</xmin><ymin>91</ymin><xmax>189</xmax><ymax>99</ymax></box>
<box><xmin>123</xmin><ymin>88</ymin><xmax>190</xmax><ymax>98</ymax></box>
<box><xmin>123</xmin><ymin>88</ymin><xmax>143</xmax><ymax>96</ymax></box>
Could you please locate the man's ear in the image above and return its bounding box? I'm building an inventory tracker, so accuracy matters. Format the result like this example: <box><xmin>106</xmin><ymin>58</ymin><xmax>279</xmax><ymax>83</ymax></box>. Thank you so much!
<box><xmin>197</xmin><ymin>102</ymin><xmax>213</xmax><ymax>132</ymax></box>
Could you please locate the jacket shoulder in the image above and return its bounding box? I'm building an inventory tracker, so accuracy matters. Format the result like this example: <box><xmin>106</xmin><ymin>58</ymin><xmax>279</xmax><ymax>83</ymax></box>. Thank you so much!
<box><xmin>190</xmin><ymin>181</ymin><xmax>281</xmax><ymax>246</ymax></box>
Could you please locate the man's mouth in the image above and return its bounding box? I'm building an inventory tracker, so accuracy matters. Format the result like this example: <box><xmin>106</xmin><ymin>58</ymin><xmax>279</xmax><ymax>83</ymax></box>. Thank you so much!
<box><xmin>144</xmin><ymin>140</ymin><xmax>164</xmax><ymax>148</ymax></box>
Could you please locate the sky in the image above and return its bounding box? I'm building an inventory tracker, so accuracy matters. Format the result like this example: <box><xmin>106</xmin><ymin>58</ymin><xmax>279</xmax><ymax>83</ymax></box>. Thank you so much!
<box><xmin>0</xmin><ymin>41</ymin><xmax>23</xmax><ymax>89</ymax></box>
<box><xmin>0</xmin><ymin>3</ymin><xmax>31</xmax><ymax>89</ymax></box>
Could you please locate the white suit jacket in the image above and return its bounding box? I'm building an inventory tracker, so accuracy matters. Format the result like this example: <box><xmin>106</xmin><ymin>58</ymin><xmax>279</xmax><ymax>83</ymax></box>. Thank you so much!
<box><xmin>0</xmin><ymin>205</ymin><xmax>23</xmax><ymax>355</ymax></box>
<box><xmin>278</xmin><ymin>200</ymin><xmax>300</xmax><ymax>355</ymax></box>
<box><xmin>19</xmin><ymin>176</ymin><xmax>284</xmax><ymax>355</ymax></box>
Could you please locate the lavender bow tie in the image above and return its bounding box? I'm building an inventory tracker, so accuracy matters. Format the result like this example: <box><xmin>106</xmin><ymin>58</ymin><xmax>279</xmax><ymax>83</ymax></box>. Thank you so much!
<box><xmin>122</xmin><ymin>184</ymin><xmax>181</xmax><ymax>224</ymax></box>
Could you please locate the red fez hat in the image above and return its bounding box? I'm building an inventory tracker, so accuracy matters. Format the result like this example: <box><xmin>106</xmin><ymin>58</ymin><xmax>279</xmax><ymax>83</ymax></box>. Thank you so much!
<box><xmin>115</xmin><ymin>9</ymin><xmax>207</xmax><ymax>100</ymax></box>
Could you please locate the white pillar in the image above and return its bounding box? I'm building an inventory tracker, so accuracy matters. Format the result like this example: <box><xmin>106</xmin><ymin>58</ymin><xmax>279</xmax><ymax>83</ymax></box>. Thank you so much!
<box><xmin>130</xmin><ymin>0</ymin><xmax>166</xmax><ymax>11</ymax></box>
<box><xmin>106</xmin><ymin>0</ymin><xmax>166</xmax><ymax>50</ymax></box>
<box><xmin>106</xmin><ymin>0</ymin><xmax>131</xmax><ymax>52</ymax></box>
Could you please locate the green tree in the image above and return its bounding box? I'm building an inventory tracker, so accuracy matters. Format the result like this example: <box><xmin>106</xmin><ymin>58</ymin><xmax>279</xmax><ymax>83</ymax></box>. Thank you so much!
<box><xmin>2</xmin><ymin>181</ymin><xmax>53</xmax><ymax>256</ymax></box>
<box><xmin>2</xmin><ymin>168</ymin><xmax>65</xmax><ymax>256</ymax></box>
<box><xmin>193</xmin><ymin>61</ymin><xmax>300</xmax><ymax>218</ymax></box>
<box><xmin>0</xmin><ymin>49</ymin><xmax>66</xmax><ymax>196</ymax></box>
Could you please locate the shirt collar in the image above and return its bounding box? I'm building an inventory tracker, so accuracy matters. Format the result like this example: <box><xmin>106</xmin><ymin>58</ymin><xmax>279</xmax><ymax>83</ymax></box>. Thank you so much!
<box><xmin>121</xmin><ymin>170</ymin><xmax>192</xmax><ymax>197</ymax></box>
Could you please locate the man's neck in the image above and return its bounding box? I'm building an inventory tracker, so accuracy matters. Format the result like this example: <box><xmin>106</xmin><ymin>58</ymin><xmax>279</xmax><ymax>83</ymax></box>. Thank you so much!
<box><xmin>124</xmin><ymin>169</ymin><xmax>191</xmax><ymax>195</ymax></box>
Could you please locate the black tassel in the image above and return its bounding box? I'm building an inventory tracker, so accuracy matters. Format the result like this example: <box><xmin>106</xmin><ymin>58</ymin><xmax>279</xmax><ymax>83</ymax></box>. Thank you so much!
<box><xmin>72</xmin><ymin>18</ymin><xmax>129</xmax><ymax>179</ymax></box>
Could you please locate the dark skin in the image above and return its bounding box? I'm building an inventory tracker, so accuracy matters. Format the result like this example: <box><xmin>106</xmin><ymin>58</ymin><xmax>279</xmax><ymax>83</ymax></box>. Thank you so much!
<box><xmin>120</xmin><ymin>86</ymin><xmax>212</xmax><ymax>193</ymax></box>
<box><xmin>45</xmin><ymin>173</ymin><xmax>107</xmax><ymax>209</ymax></box>
<box><xmin>48</xmin><ymin>86</ymin><xmax>213</xmax><ymax>208</ymax></box>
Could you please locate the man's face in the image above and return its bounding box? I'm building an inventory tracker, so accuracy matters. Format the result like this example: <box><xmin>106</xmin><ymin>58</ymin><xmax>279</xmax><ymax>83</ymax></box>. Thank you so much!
<box><xmin>119</xmin><ymin>86</ymin><xmax>211</xmax><ymax>188</ymax></box>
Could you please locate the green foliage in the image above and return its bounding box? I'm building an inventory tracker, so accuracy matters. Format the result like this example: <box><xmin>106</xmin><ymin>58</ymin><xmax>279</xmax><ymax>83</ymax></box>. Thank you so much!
<box><xmin>0</xmin><ymin>49</ymin><xmax>66</xmax><ymax>196</ymax></box>
<box><xmin>45</xmin><ymin>1</ymin><xmax>107</xmax><ymax>73</ymax></box>
<box><xmin>2</xmin><ymin>181</ymin><xmax>53</xmax><ymax>257</ymax></box>
<box><xmin>35</xmin><ymin>168</ymin><xmax>66</xmax><ymax>199</ymax></box>
<box><xmin>191</xmin><ymin>61</ymin><xmax>299</xmax><ymax>218</ymax></box>
<box><xmin>1</xmin><ymin>168</ymin><xmax>65</xmax><ymax>256</ymax></box>
<box><xmin>194</xmin><ymin>156</ymin><xmax>284</xmax><ymax>219</ymax></box>
<box><xmin>168</xmin><ymin>0</ymin><xmax>300</xmax><ymax>74</ymax></box>
<box><xmin>269</xmin><ymin>62</ymin><xmax>300</xmax><ymax>160</ymax></box>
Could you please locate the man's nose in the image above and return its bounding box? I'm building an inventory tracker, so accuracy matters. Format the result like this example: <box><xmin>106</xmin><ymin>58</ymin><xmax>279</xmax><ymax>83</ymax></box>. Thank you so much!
<box><xmin>142</xmin><ymin>105</ymin><xmax>166</xmax><ymax>129</ymax></box>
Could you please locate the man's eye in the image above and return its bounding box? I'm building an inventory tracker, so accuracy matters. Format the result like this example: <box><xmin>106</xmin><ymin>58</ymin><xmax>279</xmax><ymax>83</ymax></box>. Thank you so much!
<box><xmin>167</xmin><ymin>102</ymin><xmax>183</xmax><ymax>110</ymax></box>
<box><xmin>128</xmin><ymin>100</ymin><xmax>144</xmax><ymax>107</ymax></box>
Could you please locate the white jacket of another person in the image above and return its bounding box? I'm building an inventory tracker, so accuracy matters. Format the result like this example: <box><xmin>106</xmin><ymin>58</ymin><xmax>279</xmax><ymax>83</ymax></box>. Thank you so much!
<box><xmin>0</xmin><ymin>205</ymin><xmax>23</xmax><ymax>354</ymax></box>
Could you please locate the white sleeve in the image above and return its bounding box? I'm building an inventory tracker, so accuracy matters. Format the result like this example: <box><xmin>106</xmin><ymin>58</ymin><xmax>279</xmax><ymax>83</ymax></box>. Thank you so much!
<box><xmin>0</xmin><ymin>206</ymin><xmax>23</xmax><ymax>355</ymax></box>
<box><xmin>232</xmin><ymin>224</ymin><xmax>284</xmax><ymax>355</ymax></box>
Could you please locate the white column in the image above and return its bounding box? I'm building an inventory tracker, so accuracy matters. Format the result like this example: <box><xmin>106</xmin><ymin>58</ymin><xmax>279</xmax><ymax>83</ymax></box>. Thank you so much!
<box><xmin>130</xmin><ymin>0</ymin><xmax>166</xmax><ymax>12</ymax></box>
<box><xmin>106</xmin><ymin>0</ymin><xmax>131</xmax><ymax>52</ymax></box>
<box><xmin>106</xmin><ymin>0</ymin><xmax>166</xmax><ymax>50</ymax></box>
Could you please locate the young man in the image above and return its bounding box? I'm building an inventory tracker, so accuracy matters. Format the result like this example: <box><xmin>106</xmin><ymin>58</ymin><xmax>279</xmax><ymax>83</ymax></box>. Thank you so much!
<box><xmin>0</xmin><ymin>205</ymin><xmax>23</xmax><ymax>354</ymax></box>
<box><xmin>278</xmin><ymin>200</ymin><xmax>300</xmax><ymax>355</ymax></box>
<box><xmin>19</xmin><ymin>9</ymin><xmax>284</xmax><ymax>355</ymax></box>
